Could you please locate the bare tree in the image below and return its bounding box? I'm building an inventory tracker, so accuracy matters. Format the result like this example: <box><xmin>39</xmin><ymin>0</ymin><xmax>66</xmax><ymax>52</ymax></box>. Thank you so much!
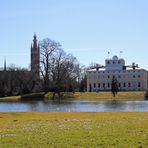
<box><xmin>40</xmin><ymin>38</ymin><xmax>61</xmax><ymax>92</ymax></box>
<box><xmin>50</xmin><ymin>49</ymin><xmax>78</xmax><ymax>101</ymax></box>
<box><xmin>77</xmin><ymin>65</ymin><xmax>87</xmax><ymax>92</ymax></box>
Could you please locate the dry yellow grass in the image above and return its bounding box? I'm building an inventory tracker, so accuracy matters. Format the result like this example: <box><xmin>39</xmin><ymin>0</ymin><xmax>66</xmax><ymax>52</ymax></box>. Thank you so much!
<box><xmin>73</xmin><ymin>91</ymin><xmax>145</xmax><ymax>100</ymax></box>
<box><xmin>0</xmin><ymin>96</ymin><xmax>21</xmax><ymax>101</ymax></box>
<box><xmin>0</xmin><ymin>91</ymin><xmax>145</xmax><ymax>102</ymax></box>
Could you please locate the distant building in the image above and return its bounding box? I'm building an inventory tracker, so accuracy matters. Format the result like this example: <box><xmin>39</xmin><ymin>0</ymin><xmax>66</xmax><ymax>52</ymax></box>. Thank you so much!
<box><xmin>31</xmin><ymin>34</ymin><xmax>40</xmax><ymax>78</ymax></box>
<box><xmin>87</xmin><ymin>56</ymin><xmax>148</xmax><ymax>91</ymax></box>
<box><xmin>0</xmin><ymin>34</ymin><xmax>40</xmax><ymax>95</ymax></box>
<box><xmin>0</xmin><ymin>34</ymin><xmax>40</xmax><ymax>77</ymax></box>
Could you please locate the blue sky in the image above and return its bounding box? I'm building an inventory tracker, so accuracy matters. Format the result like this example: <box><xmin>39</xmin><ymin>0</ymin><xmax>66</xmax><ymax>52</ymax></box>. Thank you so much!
<box><xmin>0</xmin><ymin>0</ymin><xmax>148</xmax><ymax>69</ymax></box>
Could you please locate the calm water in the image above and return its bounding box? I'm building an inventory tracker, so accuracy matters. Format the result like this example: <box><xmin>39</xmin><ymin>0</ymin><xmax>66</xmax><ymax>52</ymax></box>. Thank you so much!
<box><xmin>0</xmin><ymin>100</ymin><xmax>148</xmax><ymax>112</ymax></box>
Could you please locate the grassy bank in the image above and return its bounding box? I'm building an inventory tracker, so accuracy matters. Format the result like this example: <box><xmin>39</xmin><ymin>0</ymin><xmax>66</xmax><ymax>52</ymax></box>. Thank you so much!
<box><xmin>72</xmin><ymin>91</ymin><xmax>145</xmax><ymax>100</ymax></box>
<box><xmin>45</xmin><ymin>91</ymin><xmax>145</xmax><ymax>101</ymax></box>
<box><xmin>0</xmin><ymin>91</ymin><xmax>145</xmax><ymax>101</ymax></box>
<box><xmin>0</xmin><ymin>112</ymin><xmax>147</xmax><ymax>147</ymax></box>
<box><xmin>0</xmin><ymin>96</ymin><xmax>21</xmax><ymax>102</ymax></box>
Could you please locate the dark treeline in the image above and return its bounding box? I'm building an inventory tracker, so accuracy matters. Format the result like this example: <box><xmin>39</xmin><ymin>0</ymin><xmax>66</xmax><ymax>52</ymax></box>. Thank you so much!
<box><xmin>0</xmin><ymin>38</ymin><xmax>87</xmax><ymax>99</ymax></box>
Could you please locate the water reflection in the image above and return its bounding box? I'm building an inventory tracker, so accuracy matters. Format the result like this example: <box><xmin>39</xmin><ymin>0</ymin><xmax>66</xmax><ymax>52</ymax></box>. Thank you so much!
<box><xmin>0</xmin><ymin>100</ymin><xmax>148</xmax><ymax>112</ymax></box>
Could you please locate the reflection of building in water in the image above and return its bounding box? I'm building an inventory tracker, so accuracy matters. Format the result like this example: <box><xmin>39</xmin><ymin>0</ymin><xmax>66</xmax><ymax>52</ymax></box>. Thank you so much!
<box><xmin>87</xmin><ymin>56</ymin><xmax>148</xmax><ymax>91</ymax></box>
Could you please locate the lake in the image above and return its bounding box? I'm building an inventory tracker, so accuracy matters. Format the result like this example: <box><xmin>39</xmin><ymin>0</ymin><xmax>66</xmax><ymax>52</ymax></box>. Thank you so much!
<box><xmin>0</xmin><ymin>100</ymin><xmax>148</xmax><ymax>112</ymax></box>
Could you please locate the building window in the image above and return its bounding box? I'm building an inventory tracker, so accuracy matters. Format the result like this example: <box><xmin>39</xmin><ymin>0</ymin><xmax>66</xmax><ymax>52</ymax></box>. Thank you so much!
<box><xmin>98</xmin><ymin>83</ymin><xmax>100</xmax><ymax>88</ymax></box>
<box><xmin>138</xmin><ymin>82</ymin><xmax>141</xmax><ymax>87</ymax></box>
<box><xmin>128</xmin><ymin>82</ymin><xmax>131</xmax><ymax>87</ymax></box>
<box><xmin>118</xmin><ymin>60</ymin><xmax>120</xmax><ymax>64</ymax></box>
<box><xmin>113</xmin><ymin>61</ymin><xmax>115</xmax><ymax>64</ymax></box>
<box><xmin>89</xmin><ymin>84</ymin><xmax>92</xmax><ymax>92</ymax></box>
<box><xmin>94</xmin><ymin>83</ymin><xmax>96</xmax><ymax>88</ymax></box>
<box><xmin>118</xmin><ymin>75</ymin><xmax>121</xmax><ymax>78</ymax></box>
<box><xmin>108</xmin><ymin>75</ymin><xmax>110</xmax><ymax>78</ymax></box>
<box><xmin>133</xmin><ymin>75</ymin><xmax>135</xmax><ymax>78</ymax></box>
<box><xmin>107</xmin><ymin>61</ymin><xmax>110</xmax><ymax>64</ymax></box>
<box><xmin>118</xmin><ymin>83</ymin><xmax>121</xmax><ymax>87</ymax></box>
<box><xmin>138</xmin><ymin>75</ymin><xmax>140</xmax><ymax>78</ymax></box>
<box><xmin>123</xmin><ymin>83</ymin><xmax>126</xmax><ymax>87</ymax></box>
<box><xmin>108</xmin><ymin>83</ymin><xmax>110</xmax><ymax>88</ymax></box>
<box><xmin>103</xmin><ymin>83</ymin><xmax>105</xmax><ymax>88</ymax></box>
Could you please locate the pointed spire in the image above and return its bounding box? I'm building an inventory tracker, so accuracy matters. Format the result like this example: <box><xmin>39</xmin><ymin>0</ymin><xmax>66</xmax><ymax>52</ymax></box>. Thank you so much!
<box><xmin>33</xmin><ymin>33</ymin><xmax>37</xmax><ymax>48</ymax></box>
<box><xmin>34</xmin><ymin>32</ymin><xmax>36</xmax><ymax>37</ymax></box>
<box><xmin>33</xmin><ymin>32</ymin><xmax>37</xmax><ymax>42</ymax></box>
<box><xmin>4</xmin><ymin>58</ymin><xmax>6</xmax><ymax>71</ymax></box>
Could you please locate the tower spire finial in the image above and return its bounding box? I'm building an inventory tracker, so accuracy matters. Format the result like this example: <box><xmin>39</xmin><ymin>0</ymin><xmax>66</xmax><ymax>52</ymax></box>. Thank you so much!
<box><xmin>4</xmin><ymin>58</ymin><xmax>6</xmax><ymax>71</ymax></box>
<box><xmin>34</xmin><ymin>32</ymin><xmax>36</xmax><ymax>38</ymax></box>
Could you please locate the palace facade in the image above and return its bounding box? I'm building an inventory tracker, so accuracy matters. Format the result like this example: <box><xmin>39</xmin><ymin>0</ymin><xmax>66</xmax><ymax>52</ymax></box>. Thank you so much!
<box><xmin>87</xmin><ymin>56</ymin><xmax>148</xmax><ymax>91</ymax></box>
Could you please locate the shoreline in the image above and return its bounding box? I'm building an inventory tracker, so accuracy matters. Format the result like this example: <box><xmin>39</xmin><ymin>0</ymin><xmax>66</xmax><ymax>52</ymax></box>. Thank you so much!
<box><xmin>0</xmin><ymin>91</ymin><xmax>145</xmax><ymax>102</ymax></box>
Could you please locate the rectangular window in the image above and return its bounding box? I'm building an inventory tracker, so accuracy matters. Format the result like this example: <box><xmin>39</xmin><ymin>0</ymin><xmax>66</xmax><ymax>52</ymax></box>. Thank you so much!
<box><xmin>128</xmin><ymin>82</ymin><xmax>131</xmax><ymax>87</ymax></box>
<box><xmin>98</xmin><ymin>83</ymin><xmax>100</xmax><ymax>88</ymax></box>
<box><xmin>118</xmin><ymin>83</ymin><xmax>121</xmax><ymax>87</ymax></box>
<box><xmin>94</xmin><ymin>83</ymin><xmax>96</xmax><ymax>88</ymax></box>
<box><xmin>108</xmin><ymin>83</ymin><xmax>110</xmax><ymax>88</ymax></box>
<box><xmin>123</xmin><ymin>83</ymin><xmax>126</xmax><ymax>87</ymax></box>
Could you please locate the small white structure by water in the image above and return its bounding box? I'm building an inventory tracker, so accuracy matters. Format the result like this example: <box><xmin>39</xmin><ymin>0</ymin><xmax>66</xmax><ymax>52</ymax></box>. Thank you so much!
<box><xmin>87</xmin><ymin>56</ymin><xmax>148</xmax><ymax>91</ymax></box>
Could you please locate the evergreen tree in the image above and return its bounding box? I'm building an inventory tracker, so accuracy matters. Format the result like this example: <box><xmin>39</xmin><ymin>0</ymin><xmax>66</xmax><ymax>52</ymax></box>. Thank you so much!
<box><xmin>111</xmin><ymin>76</ymin><xmax>118</xmax><ymax>98</ymax></box>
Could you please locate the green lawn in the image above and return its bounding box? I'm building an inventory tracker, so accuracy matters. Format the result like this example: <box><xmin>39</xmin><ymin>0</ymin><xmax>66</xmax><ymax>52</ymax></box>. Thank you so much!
<box><xmin>0</xmin><ymin>112</ymin><xmax>148</xmax><ymax>147</ymax></box>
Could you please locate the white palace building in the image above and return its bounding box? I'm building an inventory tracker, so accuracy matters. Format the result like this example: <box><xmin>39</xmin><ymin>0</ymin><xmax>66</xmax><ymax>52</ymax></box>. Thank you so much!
<box><xmin>87</xmin><ymin>56</ymin><xmax>148</xmax><ymax>92</ymax></box>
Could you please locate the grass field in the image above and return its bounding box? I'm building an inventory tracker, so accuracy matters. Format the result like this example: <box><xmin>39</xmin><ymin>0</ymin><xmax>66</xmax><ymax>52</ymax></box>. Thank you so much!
<box><xmin>72</xmin><ymin>91</ymin><xmax>145</xmax><ymax>100</ymax></box>
<box><xmin>0</xmin><ymin>91</ymin><xmax>145</xmax><ymax>102</ymax></box>
<box><xmin>45</xmin><ymin>91</ymin><xmax>145</xmax><ymax>101</ymax></box>
<box><xmin>0</xmin><ymin>112</ymin><xmax>148</xmax><ymax>147</ymax></box>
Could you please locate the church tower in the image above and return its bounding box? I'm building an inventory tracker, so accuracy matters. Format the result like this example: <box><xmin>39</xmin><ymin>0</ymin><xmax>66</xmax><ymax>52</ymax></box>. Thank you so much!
<box><xmin>31</xmin><ymin>33</ymin><xmax>40</xmax><ymax>78</ymax></box>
